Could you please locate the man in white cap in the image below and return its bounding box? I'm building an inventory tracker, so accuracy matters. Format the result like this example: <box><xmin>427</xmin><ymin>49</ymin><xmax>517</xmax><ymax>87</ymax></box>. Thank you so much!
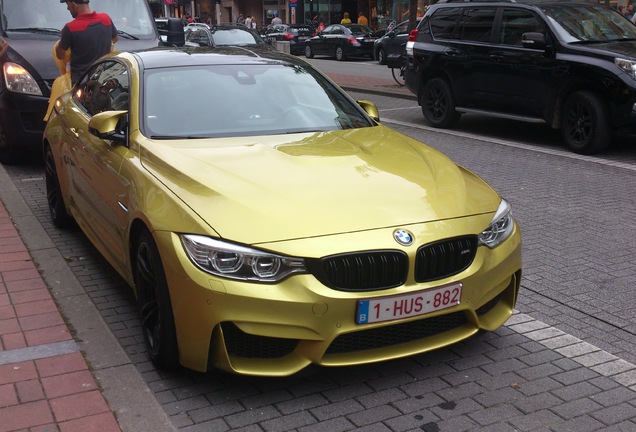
<box><xmin>56</xmin><ymin>0</ymin><xmax>118</xmax><ymax>83</ymax></box>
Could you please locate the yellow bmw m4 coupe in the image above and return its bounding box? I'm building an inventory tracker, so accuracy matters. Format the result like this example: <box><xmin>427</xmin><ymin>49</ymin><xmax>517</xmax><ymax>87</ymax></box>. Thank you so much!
<box><xmin>43</xmin><ymin>46</ymin><xmax>521</xmax><ymax>376</ymax></box>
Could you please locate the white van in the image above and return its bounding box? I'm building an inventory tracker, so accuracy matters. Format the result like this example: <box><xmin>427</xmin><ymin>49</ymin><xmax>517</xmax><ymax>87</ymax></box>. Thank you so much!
<box><xmin>0</xmin><ymin>0</ymin><xmax>161</xmax><ymax>164</ymax></box>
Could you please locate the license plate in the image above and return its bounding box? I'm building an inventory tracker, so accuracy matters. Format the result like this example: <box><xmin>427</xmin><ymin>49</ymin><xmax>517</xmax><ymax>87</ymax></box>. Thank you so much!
<box><xmin>356</xmin><ymin>282</ymin><xmax>462</xmax><ymax>324</ymax></box>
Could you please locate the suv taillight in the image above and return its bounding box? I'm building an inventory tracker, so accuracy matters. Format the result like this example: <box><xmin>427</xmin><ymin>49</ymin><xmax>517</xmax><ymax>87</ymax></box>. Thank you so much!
<box><xmin>284</xmin><ymin>33</ymin><xmax>294</xmax><ymax>40</ymax></box>
<box><xmin>408</xmin><ymin>29</ymin><xmax>418</xmax><ymax>42</ymax></box>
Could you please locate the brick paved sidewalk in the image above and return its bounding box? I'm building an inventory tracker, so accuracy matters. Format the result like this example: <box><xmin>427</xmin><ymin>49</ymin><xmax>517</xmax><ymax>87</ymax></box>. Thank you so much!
<box><xmin>0</xmin><ymin>201</ymin><xmax>121</xmax><ymax>432</ymax></box>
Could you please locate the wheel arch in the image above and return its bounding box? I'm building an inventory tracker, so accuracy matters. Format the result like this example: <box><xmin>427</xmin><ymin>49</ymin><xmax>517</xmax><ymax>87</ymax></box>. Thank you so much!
<box><xmin>417</xmin><ymin>70</ymin><xmax>455</xmax><ymax>107</ymax></box>
<box><xmin>552</xmin><ymin>79</ymin><xmax>611</xmax><ymax>130</ymax></box>
<box><xmin>128</xmin><ymin>218</ymin><xmax>153</xmax><ymax>299</ymax></box>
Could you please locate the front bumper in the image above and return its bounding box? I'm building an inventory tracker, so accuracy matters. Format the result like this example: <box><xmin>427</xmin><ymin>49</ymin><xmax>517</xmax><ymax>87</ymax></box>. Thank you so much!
<box><xmin>155</xmin><ymin>216</ymin><xmax>522</xmax><ymax>376</ymax></box>
<box><xmin>0</xmin><ymin>89</ymin><xmax>49</xmax><ymax>151</ymax></box>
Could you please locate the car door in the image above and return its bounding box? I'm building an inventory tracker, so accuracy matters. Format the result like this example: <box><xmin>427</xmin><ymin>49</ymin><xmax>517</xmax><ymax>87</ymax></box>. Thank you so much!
<box><xmin>385</xmin><ymin>21</ymin><xmax>410</xmax><ymax>56</ymax></box>
<box><xmin>481</xmin><ymin>8</ymin><xmax>556</xmax><ymax>117</ymax></box>
<box><xmin>440</xmin><ymin>6</ymin><xmax>499</xmax><ymax>108</ymax></box>
<box><xmin>313</xmin><ymin>24</ymin><xmax>334</xmax><ymax>55</ymax></box>
<box><xmin>329</xmin><ymin>25</ymin><xmax>346</xmax><ymax>55</ymax></box>
<box><xmin>67</xmin><ymin>61</ymin><xmax>132</xmax><ymax>270</ymax></box>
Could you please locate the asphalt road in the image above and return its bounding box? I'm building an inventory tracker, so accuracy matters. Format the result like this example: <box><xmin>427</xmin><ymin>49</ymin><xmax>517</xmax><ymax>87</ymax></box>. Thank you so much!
<box><xmin>3</xmin><ymin>82</ymin><xmax>636</xmax><ymax>430</ymax></box>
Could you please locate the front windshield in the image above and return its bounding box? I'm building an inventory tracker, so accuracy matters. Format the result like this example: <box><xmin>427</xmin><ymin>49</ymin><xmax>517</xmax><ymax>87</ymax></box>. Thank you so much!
<box><xmin>544</xmin><ymin>4</ymin><xmax>636</xmax><ymax>43</ymax></box>
<box><xmin>143</xmin><ymin>62</ymin><xmax>374</xmax><ymax>139</ymax></box>
<box><xmin>1</xmin><ymin>0</ymin><xmax>155</xmax><ymax>38</ymax></box>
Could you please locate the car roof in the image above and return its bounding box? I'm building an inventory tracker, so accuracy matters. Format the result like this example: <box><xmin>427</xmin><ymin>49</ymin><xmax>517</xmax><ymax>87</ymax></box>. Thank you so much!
<box><xmin>129</xmin><ymin>45</ymin><xmax>305</xmax><ymax>70</ymax></box>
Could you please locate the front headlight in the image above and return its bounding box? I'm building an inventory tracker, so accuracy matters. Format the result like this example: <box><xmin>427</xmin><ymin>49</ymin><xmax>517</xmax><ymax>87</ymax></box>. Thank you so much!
<box><xmin>616</xmin><ymin>57</ymin><xmax>636</xmax><ymax>80</ymax></box>
<box><xmin>181</xmin><ymin>234</ymin><xmax>307</xmax><ymax>282</ymax></box>
<box><xmin>3</xmin><ymin>62</ymin><xmax>43</xmax><ymax>96</ymax></box>
<box><xmin>478</xmin><ymin>199</ymin><xmax>514</xmax><ymax>248</ymax></box>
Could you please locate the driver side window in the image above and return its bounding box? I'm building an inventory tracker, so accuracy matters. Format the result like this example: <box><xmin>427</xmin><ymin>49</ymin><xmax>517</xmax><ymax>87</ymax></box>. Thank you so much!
<box><xmin>75</xmin><ymin>61</ymin><xmax>130</xmax><ymax>116</ymax></box>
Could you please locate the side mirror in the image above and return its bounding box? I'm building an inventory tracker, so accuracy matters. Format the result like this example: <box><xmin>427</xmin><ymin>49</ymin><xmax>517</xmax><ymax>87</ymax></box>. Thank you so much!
<box><xmin>88</xmin><ymin>111</ymin><xmax>128</xmax><ymax>143</ymax></box>
<box><xmin>521</xmin><ymin>32</ymin><xmax>546</xmax><ymax>49</ymax></box>
<box><xmin>162</xmin><ymin>17</ymin><xmax>185</xmax><ymax>47</ymax></box>
<box><xmin>357</xmin><ymin>99</ymin><xmax>380</xmax><ymax>123</ymax></box>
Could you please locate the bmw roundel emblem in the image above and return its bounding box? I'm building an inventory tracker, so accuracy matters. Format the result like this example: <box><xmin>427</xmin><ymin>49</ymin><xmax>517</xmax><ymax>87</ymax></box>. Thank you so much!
<box><xmin>393</xmin><ymin>229</ymin><xmax>414</xmax><ymax>246</ymax></box>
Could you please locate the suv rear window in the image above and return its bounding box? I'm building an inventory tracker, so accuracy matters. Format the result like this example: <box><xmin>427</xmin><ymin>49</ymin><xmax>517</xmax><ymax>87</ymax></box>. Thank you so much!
<box><xmin>430</xmin><ymin>7</ymin><xmax>462</xmax><ymax>39</ymax></box>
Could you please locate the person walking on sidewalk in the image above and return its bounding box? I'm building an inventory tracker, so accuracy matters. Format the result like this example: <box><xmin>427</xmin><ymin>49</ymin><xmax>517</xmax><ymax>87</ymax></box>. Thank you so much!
<box><xmin>56</xmin><ymin>0</ymin><xmax>118</xmax><ymax>84</ymax></box>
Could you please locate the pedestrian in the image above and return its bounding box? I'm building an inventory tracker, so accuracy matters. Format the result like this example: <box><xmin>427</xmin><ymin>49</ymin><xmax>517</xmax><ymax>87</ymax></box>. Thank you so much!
<box><xmin>251</xmin><ymin>17</ymin><xmax>258</xmax><ymax>31</ymax></box>
<box><xmin>245</xmin><ymin>15</ymin><xmax>252</xmax><ymax>28</ymax></box>
<box><xmin>56</xmin><ymin>0</ymin><xmax>118</xmax><ymax>84</ymax></box>
<box><xmin>271</xmin><ymin>13</ymin><xmax>282</xmax><ymax>25</ymax></box>
<box><xmin>357</xmin><ymin>12</ymin><xmax>368</xmax><ymax>26</ymax></box>
<box><xmin>340</xmin><ymin>12</ymin><xmax>351</xmax><ymax>25</ymax></box>
<box><xmin>237</xmin><ymin>14</ymin><xmax>245</xmax><ymax>25</ymax></box>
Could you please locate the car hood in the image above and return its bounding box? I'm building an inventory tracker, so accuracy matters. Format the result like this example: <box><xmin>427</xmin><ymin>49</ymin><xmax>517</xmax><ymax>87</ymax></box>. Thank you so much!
<box><xmin>140</xmin><ymin>126</ymin><xmax>500</xmax><ymax>244</ymax></box>
<box><xmin>574</xmin><ymin>40</ymin><xmax>636</xmax><ymax>59</ymax></box>
<box><xmin>6</xmin><ymin>36</ymin><xmax>59</xmax><ymax>81</ymax></box>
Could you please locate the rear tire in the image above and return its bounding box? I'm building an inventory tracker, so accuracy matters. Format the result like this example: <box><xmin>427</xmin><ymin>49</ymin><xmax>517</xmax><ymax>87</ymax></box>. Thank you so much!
<box><xmin>335</xmin><ymin>46</ymin><xmax>346</xmax><ymax>61</ymax></box>
<box><xmin>135</xmin><ymin>229</ymin><xmax>180</xmax><ymax>370</ymax></box>
<box><xmin>304</xmin><ymin>44</ymin><xmax>314</xmax><ymax>58</ymax></box>
<box><xmin>561</xmin><ymin>91</ymin><xmax>610</xmax><ymax>155</ymax></box>
<box><xmin>421</xmin><ymin>78</ymin><xmax>460</xmax><ymax>128</ymax></box>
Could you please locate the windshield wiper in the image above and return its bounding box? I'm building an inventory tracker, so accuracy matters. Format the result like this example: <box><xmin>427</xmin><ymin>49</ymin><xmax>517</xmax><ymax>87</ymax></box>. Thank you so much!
<box><xmin>150</xmin><ymin>135</ymin><xmax>203</xmax><ymax>139</ymax></box>
<box><xmin>9</xmin><ymin>27</ymin><xmax>61</xmax><ymax>35</ymax></box>
<box><xmin>117</xmin><ymin>30</ymin><xmax>139</xmax><ymax>40</ymax></box>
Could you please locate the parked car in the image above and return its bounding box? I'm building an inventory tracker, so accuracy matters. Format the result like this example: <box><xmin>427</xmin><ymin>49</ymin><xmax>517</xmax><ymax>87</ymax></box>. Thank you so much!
<box><xmin>0</xmin><ymin>0</ymin><xmax>161</xmax><ymax>165</ymax></box>
<box><xmin>305</xmin><ymin>24</ymin><xmax>378</xmax><ymax>61</ymax></box>
<box><xmin>43</xmin><ymin>45</ymin><xmax>521</xmax><ymax>376</ymax></box>
<box><xmin>185</xmin><ymin>24</ymin><xmax>266</xmax><ymax>47</ymax></box>
<box><xmin>404</xmin><ymin>0</ymin><xmax>636</xmax><ymax>155</ymax></box>
<box><xmin>374</xmin><ymin>19</ymin><xmax>421</xmax><ymax>65</ymax></box>
<box><xmin>262</xmin><ymin>24</ymin><xmax>313</xmax><ymax>55</ymax></box>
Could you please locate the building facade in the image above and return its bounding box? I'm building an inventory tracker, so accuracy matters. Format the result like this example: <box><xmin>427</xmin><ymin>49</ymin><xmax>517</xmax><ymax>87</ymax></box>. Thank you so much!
<box><xmin>147</xmin><ymin>0</ymin><xmax>430</xmax><ymax>30</ymax></box>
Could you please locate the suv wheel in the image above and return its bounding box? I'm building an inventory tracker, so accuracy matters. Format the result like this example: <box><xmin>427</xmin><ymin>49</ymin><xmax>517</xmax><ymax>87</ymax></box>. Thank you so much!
<box><xmin>561</xmin><ymin>91</ymin><xmax>610</xmax><ymax>155</ymax></box>
<box><xmin>421</xmin><ymin>78</ymin><xmax>460</xmax><ymax>128</ymax></box>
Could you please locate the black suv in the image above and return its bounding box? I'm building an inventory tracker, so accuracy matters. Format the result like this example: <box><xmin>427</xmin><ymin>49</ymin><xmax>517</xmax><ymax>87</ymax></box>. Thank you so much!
<box><xmin>404</xmin><ymin>0</ymin><xmax>636</xmax><ymax>154</ymax></box>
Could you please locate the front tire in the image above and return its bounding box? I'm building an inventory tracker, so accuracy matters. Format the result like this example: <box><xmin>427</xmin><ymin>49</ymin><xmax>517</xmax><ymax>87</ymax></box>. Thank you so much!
<box><xmin>135</xmin><ymin>230</ymin><xmax>180</xmax><ymax>370</ymax></box>
<box><xmin>44</xmin><ymin>144</ymin><xmax>73</xmax><ymax>228</ymax></box>
<box><xmin>377</xmin><ymin>48</ymin><xmax>387</xmax><ymax>65</ymax></box>
<box><xmin>561</xmin><ymin>91</ymin><xmax>610</xmax><ymax>155</ymax></box>
<box><xmin>304</xmin><ymin>44</ymin><xmax>314</xmax><ymax>58</ymax></box>
<box><xmin>421</xmin><ymin>78</ymin><xmax>460</xmax><ymax>128</ymax></box>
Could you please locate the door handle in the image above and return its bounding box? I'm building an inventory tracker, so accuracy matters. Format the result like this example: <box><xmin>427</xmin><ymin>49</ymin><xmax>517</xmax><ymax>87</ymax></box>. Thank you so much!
<box><xmin>444</xmin><ymin>48</ymin><xmax>462</xmax><ymax>56</ymax></box>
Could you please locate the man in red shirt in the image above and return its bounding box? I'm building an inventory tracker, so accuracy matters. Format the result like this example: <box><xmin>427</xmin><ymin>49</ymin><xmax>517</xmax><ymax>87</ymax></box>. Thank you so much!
<box><xmin>56</xmin><ymin>0</ymin><xmax>118</xmax><ymax>83</ymax></box>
